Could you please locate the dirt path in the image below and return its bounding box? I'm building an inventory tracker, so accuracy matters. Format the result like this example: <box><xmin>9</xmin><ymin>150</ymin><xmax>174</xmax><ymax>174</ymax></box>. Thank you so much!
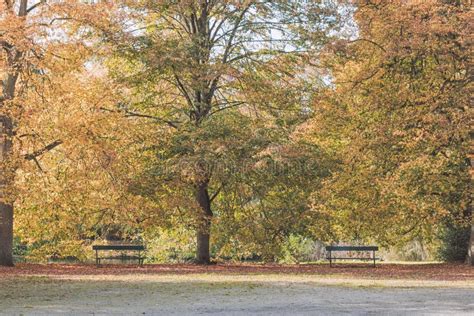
<box><xmin>1</xmin><ymin>275</ymin><xmax>473</xmax><ymax>315</ymax></box>
<box><xmin>1</xmin><ymin>264</ymin><xmax>473</xmax><ymax>315</ymax></box>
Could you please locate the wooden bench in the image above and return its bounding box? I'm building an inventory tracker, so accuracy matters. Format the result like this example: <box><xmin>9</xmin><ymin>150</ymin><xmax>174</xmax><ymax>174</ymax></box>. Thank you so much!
<box><xmin>92</xmin><ymin>245</ymin><xmax>145</xmax><ymax>266</ymax></box>
<box><xmin>326</xmin><ymin>246</ymin><xmax>379</xmax><ymax>267</ymax></box>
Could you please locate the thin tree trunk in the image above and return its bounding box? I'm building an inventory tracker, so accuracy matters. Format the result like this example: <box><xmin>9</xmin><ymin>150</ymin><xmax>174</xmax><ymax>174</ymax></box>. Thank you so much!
<box><xmin>195</xmin><ymin>181</ymin><xmax>213</xmax><ymax>264</ymax></box>
<box><xmin>469</xmin><ymin>223</ymin><xmax>474</xmax><ymax>265</ymax></box>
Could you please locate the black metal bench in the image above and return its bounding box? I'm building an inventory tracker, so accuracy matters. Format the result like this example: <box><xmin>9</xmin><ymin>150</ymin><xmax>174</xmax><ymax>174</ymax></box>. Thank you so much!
<box><xmin>92</xmin><ymin>245</ymin><xmax>145</xmax><ymax>266</ymax></box>
<box><xmin>326</xmin><ymin>246</ymin><xmax>379</xmax><ymax>267</ymax></box>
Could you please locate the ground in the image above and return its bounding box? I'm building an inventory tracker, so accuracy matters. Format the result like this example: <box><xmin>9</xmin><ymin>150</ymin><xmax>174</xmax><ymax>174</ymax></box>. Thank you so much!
<box><xmin>1</xmin><ymin>263</ymin><xmax>473</xmax><ymax>315</ymax></box>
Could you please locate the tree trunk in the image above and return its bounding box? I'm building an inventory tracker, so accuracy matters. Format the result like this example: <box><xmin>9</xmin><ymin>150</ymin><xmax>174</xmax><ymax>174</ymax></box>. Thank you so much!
<box><xmin>468</xmin><ymin>151</ymin><xmax>473</xmax><ymax>265</ymax></box>
<box><xmin>0</xmin><ymin>8</ymin><xmax>23</xmax><ymax>266</ymax></box>
<box><xmin>196</xmin><ymin>229</ymin><xmax>211</xmax><ymax>264</ymax></box>
<box><xmin>195</xmin><ymin>181</ymin><xmax>213</xmax><ymax>264</ymax></box>
<box><xmin>468</xmin><ymin>223</ymin><xmax>474</xmax><ymax>265</ymax></box>
<box><xmin>0</xmin><ymin>115</ymin><xmax>14</xmax><ymax>266</ymax></box>
<box><xmin>0</xmin><ymin>202</ymin><xmax>13</xmax><ymax>266</ymax></box>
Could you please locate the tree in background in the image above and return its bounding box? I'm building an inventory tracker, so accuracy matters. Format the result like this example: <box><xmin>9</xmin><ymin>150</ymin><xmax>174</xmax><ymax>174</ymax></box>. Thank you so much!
<box><xmin>102</xmin><ymin>0</ymin><xmax>343</xmax><ymax>263</ymax></box>
<box><xmin>306</xmin><ymin>0</ymin><xmax>472</xmax><ymax>258</ymax></box>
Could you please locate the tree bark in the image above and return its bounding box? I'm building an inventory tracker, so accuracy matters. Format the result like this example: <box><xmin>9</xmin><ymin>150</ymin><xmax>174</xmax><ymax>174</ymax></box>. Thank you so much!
<box><xmin>0</xmin><ymin>202</ymin><xmax>13</xmax><ymax>266</ymax></box>
<box><xmin>468</xmin><ymin>153</ymin><xmax>473</xmax><ymax>265</ymax></box>
<box><xmin>195</xmin><ymin>181</ymin><xmax>213</xmax><ymax>264</ymax></box>
<box><xmin>0</xmin><ymin>57</ymin><xmax>19</xmax><ymax>267</ymax></box>
<box><xmin>196</xmin><ymin>229</ymin><xmax>211</xmax><ymax>264</ymax></box>
<box><xmin>0</xmin><ymin>0</ymin><xmax>29</xmax><ymax>267</ymax></box>
<box><xmin>0</xmin><ymin>115</ymin><xmax>14</xmax><ymax>266</ymax></box>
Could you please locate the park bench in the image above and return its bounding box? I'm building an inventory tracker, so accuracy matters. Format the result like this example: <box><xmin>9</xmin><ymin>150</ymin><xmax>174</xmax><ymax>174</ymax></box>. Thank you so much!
<box><xmin>92</xmin><ymin>244</ymin><xmax>145</xmax><ymax>266</ymax></box>
<box><xmin>326</xmin><ymin>246</ymin><xmax>379</xmax><ymax>267</ymax></box>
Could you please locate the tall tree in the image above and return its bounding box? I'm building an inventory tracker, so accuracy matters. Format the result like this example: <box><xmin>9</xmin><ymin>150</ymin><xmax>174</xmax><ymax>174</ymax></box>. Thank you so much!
<box><xmin>0</xmin><ymin>0</ymin><xmax>113</xmax><ymax>266</ymax></box>
<box><xmin>104</xmin><ymin>0</ymin><xmax>342</xmax><ymax>263</ymax></box>
<box><xmin>0</xmin><ymin>0</ymin><xmax>44</xmax><ymax>266</ymax></box>
<box><xmin>306</xmin><ymin>0</ymin><xmax>472</xmax><ymax>250</ymax></box>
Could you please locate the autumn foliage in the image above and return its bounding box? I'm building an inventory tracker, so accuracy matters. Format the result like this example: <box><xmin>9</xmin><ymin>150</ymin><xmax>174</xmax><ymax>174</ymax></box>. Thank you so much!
<box><xmin>0</xmin><ymin>0</ymin><xmax>472</xmax><ymax>265</ymax></box>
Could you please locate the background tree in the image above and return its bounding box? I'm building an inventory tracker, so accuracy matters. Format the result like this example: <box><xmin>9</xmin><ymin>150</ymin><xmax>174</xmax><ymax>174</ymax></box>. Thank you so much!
<box><xmin>306</xmin><ymin>0</ymin><xmax>472</xmax><ymax>256</ymax></box>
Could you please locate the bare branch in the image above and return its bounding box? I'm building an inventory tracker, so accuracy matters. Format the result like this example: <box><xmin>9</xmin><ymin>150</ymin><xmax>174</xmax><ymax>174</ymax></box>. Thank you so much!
<box><xmin>222</xmin><ymin>6</ymin><xmax>251</xmax><ymax>64</ymax></box>
<box><xmin>99</xmin><ymin>107</ymin><xmax>179</xmax><ymax>129</ymax></box>
<box><xmin>24</xmin><ymin>140</ymin><xmax>63</xmax><ymax>161</ymax></box>
<box><xmin>173</xmin><ymin>73</ymin><xmax>195</xmax><ymax>110</ymax></box>
<box><xmin>209</xmin><ymin>184</ymin><xmax>223</xmax><ymax>203</ymax></box>
<box><xmin>348</xmin><ymin>38</ymin><xmax>386</xmax><ymax>52</ymax></box>
<box><xmin>124</xmin><ymin>111</ymin><xmax>179</xmax><ymax>129</ymax></box>
<box><xmin>27</xmin><ymin>0</ymin><xmax>46</xmax><ymax>13</ymax></box>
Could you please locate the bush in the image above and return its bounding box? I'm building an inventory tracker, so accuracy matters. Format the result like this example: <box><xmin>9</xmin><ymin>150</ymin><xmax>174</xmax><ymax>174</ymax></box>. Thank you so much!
<box><xmin>279</xmin><ymin>235</ymin><xmax>324</xmax><ymax>263</ymax></box>
<box><xmin>13</xmin><ymin>237</ymin><xmax>28</xmax><ymax>263</ymax></box>
<box><xmin>436</xmin><ymin>221</ymin><xmax>470</xmax><ymax>262</ymax></box>
<box><xmin>144</xmin><ymin>228</ymin><xmax>195</xmax><ymax>263</ymax></box>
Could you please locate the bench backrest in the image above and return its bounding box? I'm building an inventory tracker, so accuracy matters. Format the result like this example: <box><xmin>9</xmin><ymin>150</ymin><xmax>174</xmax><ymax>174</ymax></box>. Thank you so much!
<box><xmin>93</xmin><ymin>245</ymin><xmax>145</xmax><ymax>251</ymax></box>
<box><xmin>326</xmin><ymin>246</ymin><xmax>378</xmax><ymax>251</ymax></box>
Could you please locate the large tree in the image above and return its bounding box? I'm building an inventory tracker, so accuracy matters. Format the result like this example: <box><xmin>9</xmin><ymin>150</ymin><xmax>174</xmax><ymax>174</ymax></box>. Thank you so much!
<box><xmin>306</xmin><ymin>0</ymin><xmax>472</xmax><ymax>253</ymax></box>
<box><xmin>0</xmin><ymin>0</ymin><xmax>52</xmax><ymax>266</ymax></box>
<box><xmin>0</xmin><ymin>0</ymin><xmax>115</xmax><ymax>266</ymax></box>
<box><xmin>103</xmin><ymin>0</ymin><xmax>342</xmax><ymax>263</ymax></box>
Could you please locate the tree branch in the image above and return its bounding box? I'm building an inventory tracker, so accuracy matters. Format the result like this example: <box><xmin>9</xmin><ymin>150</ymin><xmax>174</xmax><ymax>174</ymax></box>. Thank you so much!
<box><xmin>222</xmin><ymin>5</ymin><xmax>251</xmax><ymax>64</ymax></box>
<box><xmin>124</xmin><ymin>111</ymin><xmax>179</xmax><ymax>129</ymax></box>
<box><xmin>24</xmin><ymin>140</ymin><xmax>63</xmax><ymax>161</ymax></box>
<box><xmin>18</xmin><ymin>0</ymin><xmax>28</xmax><ymax>16</ymax></box>
<box><xmin>348</xmin><ymin>38</ymin><xmax>386</xmax><ymax>52</ymax></box>
<box><xmin>209</xmin><ymin>184</ymin><xmax>224</xmax><ymax>203</ymax></box>
<box><xmin>27</xmin><ymin>0</ymin><xmax>46</xmax><ymax>14</ymax></box>
<box><xmin>99</xmin><ymin>107</ymin><xmax>179</xmax><ymax>129</ymax></box>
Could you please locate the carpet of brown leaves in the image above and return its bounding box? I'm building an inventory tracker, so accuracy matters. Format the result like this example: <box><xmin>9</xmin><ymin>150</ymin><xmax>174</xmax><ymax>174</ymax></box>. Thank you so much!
<box><xmin>0</xmin><ymin>263</ymin><xmax>472</xmax><ymax>281</ymax></box>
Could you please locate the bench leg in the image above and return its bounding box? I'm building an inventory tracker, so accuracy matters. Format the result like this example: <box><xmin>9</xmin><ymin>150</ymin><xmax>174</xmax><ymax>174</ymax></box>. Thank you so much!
<box><xmin>329</xmin><ymin>250</ymin><xmax>332</xmax><ymax>267</ymax></box>
<box><xmin>95</xmin><ymin>250</ymin><xmax>99</xmax><ymax>267</ymax></box>
<box><xmin>373</xmin><ymin>250</ymin><xmax>376</xmax><ymax>268</ymax></box>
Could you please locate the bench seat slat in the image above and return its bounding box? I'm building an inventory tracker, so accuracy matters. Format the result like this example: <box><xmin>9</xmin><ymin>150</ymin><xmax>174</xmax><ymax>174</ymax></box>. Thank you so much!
<box><xmin>93</xmin><ymin>245</ymin><xmax>145</xmax><ymax>251</ymax></box>
<box><xmin>98</xmin><ymin>256</ymin><xmax>145</xmax><ymax>260</ymax></box>
<box><xmin>326</xmin><ymin>257</ymin><xmax>381</xmax><ymax>260</ymax></box>
<box><xmin>326</xmin><ymin>246</ymin><xmax>378</xmax><ymax>251</ymax></box>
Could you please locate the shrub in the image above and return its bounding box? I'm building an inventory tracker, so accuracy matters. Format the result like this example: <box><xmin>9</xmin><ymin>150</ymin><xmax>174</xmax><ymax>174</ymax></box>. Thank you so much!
<box><xmin>436</xmin><ymin>221</ymin><xmax>470</xmax><ymax>262</ymax></box>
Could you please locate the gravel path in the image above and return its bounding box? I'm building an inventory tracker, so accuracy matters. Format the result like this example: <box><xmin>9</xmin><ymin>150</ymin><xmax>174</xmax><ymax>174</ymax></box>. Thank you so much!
<box><xmin>1</xmin><ymin>277</ymin><xmax>473</xmax><ymax>315</ymax></box>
